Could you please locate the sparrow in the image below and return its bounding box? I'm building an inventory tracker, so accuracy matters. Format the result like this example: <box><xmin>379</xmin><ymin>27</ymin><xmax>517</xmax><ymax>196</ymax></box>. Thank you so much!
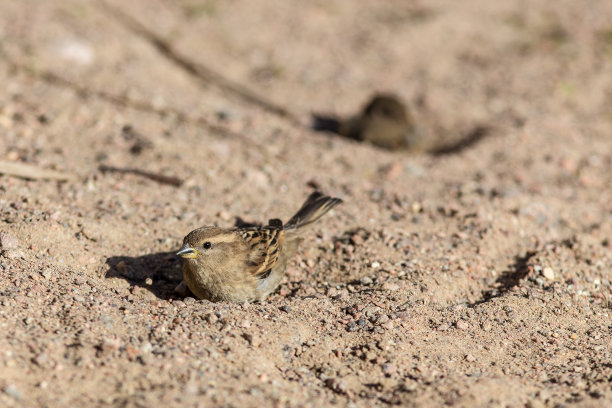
<box><xmin>176</xmin><ymin>192</ymin><xmax>342</xmax><ymax>302</ymax></box>
<box><xmin>312</xmin><ymin>93</ymin><xmax>425</xmax><ymax>151</ymax></box>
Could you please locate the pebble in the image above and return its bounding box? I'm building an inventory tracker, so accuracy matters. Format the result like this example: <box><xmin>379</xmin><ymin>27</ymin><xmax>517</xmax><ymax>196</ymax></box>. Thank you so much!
<box><xmin>217</xmin><ymin>210</ymin><xmax>231</xmax><ymax>221</ymax></box>
<box><xmin>376</xmin><ymin>314</ymin><xmax>390</xmax><ymax>325</ymax></box>
<box><xmin>381</xmin><ymin>321</ymin><xmax>394</xmax><ymax>330</ymax></box>
<box><xmin>382</xmin><ymin>363</ymin><xmax>396</xmax><ymax>376</ymax></box>
<box><xmin>360</xmin><ymin>276</ymin><xmax>373</xmax><ymax>285</ymax></box>
<box><xmin>526</xmin><ymin>399</ymin><xmax>545</xmax><ymax>408</ymax></box>
<box><xmin>542</xmin><ymin>267</ymin><xmax>555</xmax><ymax>281</ymax></box>
<box><xmin>55</xmin><ymin>39</ymin><xmax>94</xmax><ymax>65</ymax></box>
<box><xmin>1</xmin><ymin>249</ymin><xmax>23</xmax><ymax>259</ymax></box>
<box><xmin>33</xmin><ymin>352</ymin><xmax>49</xmax><ymax>366</ymax></box>
<box><xmin>101</xmin><ymin>338</ymin><xmax>121</xmax><ymax>352</ymax></box>
<box><xmin>456</xmin><ymin>320</ymin><xmax>469</xmax><ymax>330</ymax></box>
<box><xmin>371</xmin><ymin>261</ymin><xmax>381</xmax><ymax>269</ymax></box>
<box><xmin>383</xmin><ymin>161</ymin><xmax>403</xmax><ymax>180</ymax></box>
<box><xmin>243</xmin><ymin>333</ymin><xmax>261</xmax><ymax>347</ymax></box>
<box><xmin>3</xmin><ymin>385</ymin><xmax>21</xmax><ymax>400</ymax></box>
<box><xmin>351</xmin><ymin>234</ymin><xmax>363</xmax><ymax>246</ymax></box>
<box><xmin>324</xmin><ymin>378</ymin><xmax>346</xmax><ymax>394</ymax></box>
<box><xmin>402</xmin><ymin>381</ymin><xmax>418</xmax><ymax>392</ymax></box>
<box><xmin>381</xmin><ymin>282</ymin><xmax>400</xmax><ymax>291</ymax></box>
<box><xmin>437</xmin><ymin>323</ymin><xmax>450</xmax><ymax>331</ymax></box>
<box><xmin>279</xmin><ymin>305</ymin><xmax>291</xmax><ymax>313</ymax></box>
<box><xmin>328</xmin><ymin>288</ymin><xmax>348</xmax><ymax>300</ymax></box>
<box><xmin>0</xmin><ymin>233</ymin><xmax>19</xmax><ymax>249</ymax></box>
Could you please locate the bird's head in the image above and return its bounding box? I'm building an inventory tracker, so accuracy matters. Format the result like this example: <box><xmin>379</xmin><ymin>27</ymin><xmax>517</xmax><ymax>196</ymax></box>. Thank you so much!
<box><xmin>176</xmin><ymin>227</ymin><xmax>240</xmax><ymax>265</ymax></box>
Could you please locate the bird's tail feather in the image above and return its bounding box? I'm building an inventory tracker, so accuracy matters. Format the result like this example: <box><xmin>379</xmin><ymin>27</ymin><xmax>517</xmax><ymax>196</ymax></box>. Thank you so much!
<box><xmin>285</xmin><ymin>192</ymin><xmax>342</xmax><ymax>230</ymax></box>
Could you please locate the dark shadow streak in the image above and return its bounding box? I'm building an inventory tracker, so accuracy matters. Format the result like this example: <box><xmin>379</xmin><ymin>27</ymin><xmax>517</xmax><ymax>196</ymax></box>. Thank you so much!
<box><xmin>429</xmin><ymin>125</ymin><xmax>490</xmax><ymax>156</ymax></box>
<box><xmin>469</xmin><ymin>250</ymin><xmax>537</xmax><ymax>307</ymax></box>
<box><xmin>99</xmin><ymin>165</ymin><xmax>183</xmax><ymax>187</ymax></box>
<box><xmin>311</xmin><ymin>114</ymin><xmax>343</xmax><ymax>135</ymax></box>
<box><xmin>105</xmin><ymin>252</ymin><xmax>183</xmax><ymax>300</ymax></box>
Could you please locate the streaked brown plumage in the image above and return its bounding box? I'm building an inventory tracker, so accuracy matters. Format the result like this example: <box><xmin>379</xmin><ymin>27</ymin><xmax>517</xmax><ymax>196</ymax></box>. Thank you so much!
<box><xmin>176</xmin><ymin>192</ymin><xmax>342</xmax><ymax>302</ymax></box>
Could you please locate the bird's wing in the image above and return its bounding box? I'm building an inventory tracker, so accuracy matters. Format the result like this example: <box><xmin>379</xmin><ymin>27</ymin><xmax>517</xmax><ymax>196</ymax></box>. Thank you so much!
<box><xmin>237</xmin><ymin>221</ymin><xmax>285</xmax><ymax>280</ymax></box>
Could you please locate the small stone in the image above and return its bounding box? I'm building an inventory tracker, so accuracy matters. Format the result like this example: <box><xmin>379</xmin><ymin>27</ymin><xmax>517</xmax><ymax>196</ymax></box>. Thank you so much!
<box><xmin>383</xmin><ymin>161</ymin><xmax>403</xmax><ymax>180</ymax></box>
<box><xmin>526</xmin><ymin>399</ymin><xmax>545</xmax><ymax>408</ymax></box>
<box><xmin>410</xmin><ymin>202</ymin><xmax>422</xmax><ymax>213</ymax></box>
<box><xmin>1</xmin><ymin>249</ymin><xmax>23</xmax><ymax>259</ymax></box>
<box><xmin>377</xmin><ymin>314</ymin><xmax>390</xmax><ymax>325</ymax></box>
<box><xmin>40</xmin><ymin>269</ymin><xmax>52</xmax><ymax>279</ymax></box>
<box><xmin>217</xmin><ymin>210</ymin><xmax>231</xmax><ymax>221</ymax></box>
<box><xmin>243</xmin><ymin>333</ymin><xmax>261</xmax><ymax>347</ymax></box>
<box><xmin>360</xmin><ymin>276</ymin><xmax>373</xmax><ymax>285</ymax></box>
<box><xmin>55</xmin><ymin>39</ymin><xmax>94</xmax><ymax>65</ymax></box>
<box><xmin>0</xmin><ymin>233</ymin><xmax>19</xmax><ymax>249</ymax></box>
<box><xmin>381</xmin><ymin>321</ymin><xmax>394</xmax><ymax>330</ymax></box>
<box><xmin>204</xmin><ymin>313</ymin><xmax>218</xmax><ymax>324</ymax></box>
<box><xmin>381</xmin><ymin>282</ymin><xmax>400</xmax><ymax>291</ymax></box>
<box><xmin>324</xmin><ymin>378</ymin><xmax>346</xmax><ymax>394</ymax></box>
<box><xmin>141</xmin><ymin>342</ymin><xmax>153</xmax><ymax>353</ymax></box>
<box><xmin>279</xmin><ymin>305</ymin><xmax>291</xmax><ymax>313</ymax></box>
<box><xmin>371</xmin><ymin>261</ymin><xmax>381</xmax><ymax>269</ymax></box>
<box><xmin>456</xmin><ymin>320</ymin><xmax>469</xmax><ymax>330</ymax></box>
<box><xmin>328</xmin><ymin>288</ymin><xmax>348</xmax><ymax>300</ymax></box>
<box><xmin>465</xmin><ymin>354</ymin><xmax>476</xmax><ymax>362</ymax></box>
<box><xmin>33</xmin><ymin>352</ymin><xmax>49</xmax><ymax>367</ymax></box>
<box><xmin>3</xmin><ymin>385</ymin><xmax>21</xmax><ymax>400</ymax></box>
<box><xmin>382</xmin><ymin>363</ymin><xmax>396</xmax><ymax>376</ymax></box>
<box><xmin>100</xmin><ymin>338</ymin><xmax>121</xmax><ymax>352</ymax></box>
<box><xmin>145</xmin><ymin>277</ymin><xmax>153</xmax><ymax>285</ymax></box>
<box><xmin>402</xmin><ymin>381</ymin><xmax>418</xmax><ymax>392</ymax></box>
<box><xmin>351</xmin><ymin>234</ymin><xmax>364</xmax><ymax>246</ymax></box>
<box><xmin>437</xmin><ymin>323</ymin><xmax>450</xmax><ymax>331</ymax></box>
<box><xmin>542</xmin><ymin>267</ymin><xmax>555</xmax><ymax>281</ymax></box>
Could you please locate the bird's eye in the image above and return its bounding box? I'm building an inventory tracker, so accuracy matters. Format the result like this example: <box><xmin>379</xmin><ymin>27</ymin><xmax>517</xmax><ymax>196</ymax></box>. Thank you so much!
<box><xmin>203</xmin><ymin>242</ymin><xmax>212</xmax><ymax>249</ymax></box>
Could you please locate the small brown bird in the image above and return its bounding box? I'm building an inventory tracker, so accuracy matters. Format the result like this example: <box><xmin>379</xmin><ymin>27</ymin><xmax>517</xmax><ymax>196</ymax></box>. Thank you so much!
<box><xmin>312</xmin><ymin>93</ymin><xmax>425</xmax><ymax>150</ymax></box>
<box><xmin>176</xmin><ymin>192</ymin><xmax>342</xmax><ymax>302</ymax></box>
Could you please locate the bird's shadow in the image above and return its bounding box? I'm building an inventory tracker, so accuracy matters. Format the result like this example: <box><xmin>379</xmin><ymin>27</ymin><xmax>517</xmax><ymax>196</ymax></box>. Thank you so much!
<box><xmin>105</xmin><ymin>251</ymin><xmax>184</xmax><ymax>300</ymax></box>
<box><xmin>104</xmin><ymin>219</ymin><xmax>256</xmax><ymax>300</ymax></box>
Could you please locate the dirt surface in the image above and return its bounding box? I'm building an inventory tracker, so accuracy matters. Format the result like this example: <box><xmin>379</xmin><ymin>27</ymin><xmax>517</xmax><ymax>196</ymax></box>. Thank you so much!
<box><xmin>1</xmin><ymin>0</ymin><xmax>612</xmax><ymax>407</ymax></box>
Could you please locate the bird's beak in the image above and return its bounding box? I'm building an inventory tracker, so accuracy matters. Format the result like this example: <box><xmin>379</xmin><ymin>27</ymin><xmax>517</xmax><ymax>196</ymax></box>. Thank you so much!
<box><xmin>176</xmin><ymin>246</ymin><xmax>198</xmax><ymax>259</ymax></box>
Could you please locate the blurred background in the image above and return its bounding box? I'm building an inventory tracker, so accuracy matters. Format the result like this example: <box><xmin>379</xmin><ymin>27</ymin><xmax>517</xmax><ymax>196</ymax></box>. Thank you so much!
<box><xmin>1</xmin><ymin>0</ymin><xmax>611</xmax><ymax>407</ymax></box>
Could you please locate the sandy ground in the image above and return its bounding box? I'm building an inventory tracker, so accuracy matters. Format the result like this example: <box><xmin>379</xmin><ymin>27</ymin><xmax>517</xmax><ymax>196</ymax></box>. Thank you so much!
<box><xmin>0</xmin><ymin>0</ymin><xmax>611</xmax><ymax>407</ymax></box>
